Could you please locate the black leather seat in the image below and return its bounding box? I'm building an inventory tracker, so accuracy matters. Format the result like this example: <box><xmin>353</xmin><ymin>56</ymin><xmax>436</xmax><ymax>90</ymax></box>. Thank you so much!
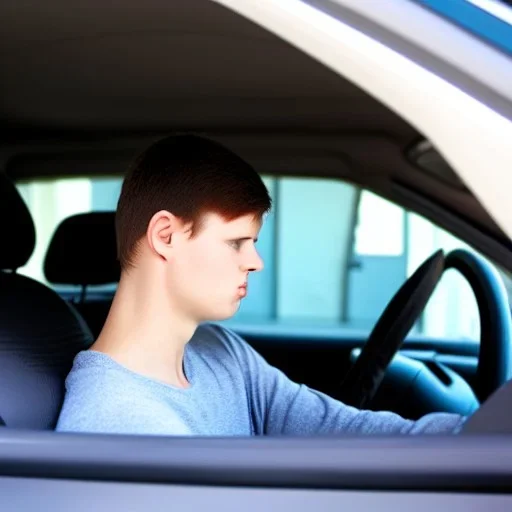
<box><xmin>0</xmin><ymin>174</ymin><xmax>93</xmax><ymax>429</ymax></box>
<box><xmin>44</xmin><ymin>211</ymin><xmax>120</xmax><ymax>338</ymax></box>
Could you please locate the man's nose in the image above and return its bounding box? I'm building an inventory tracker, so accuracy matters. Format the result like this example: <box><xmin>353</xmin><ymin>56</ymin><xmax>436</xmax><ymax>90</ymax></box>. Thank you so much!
<box><xmin>243</xmin><ymin>247</ymin><xmax>264</xmax><ymax>273</ymax></box>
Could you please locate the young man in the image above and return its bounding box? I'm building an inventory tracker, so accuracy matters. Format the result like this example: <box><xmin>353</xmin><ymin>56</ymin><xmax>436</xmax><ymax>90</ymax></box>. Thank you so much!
<box><xmin>56</xmin><ymin>134</ymin><xmax>465</xmax><ymax>436</ymax></box>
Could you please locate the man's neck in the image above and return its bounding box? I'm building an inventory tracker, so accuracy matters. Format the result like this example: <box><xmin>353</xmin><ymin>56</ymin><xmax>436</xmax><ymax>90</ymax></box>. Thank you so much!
<box><xmin>91</xmin><ymin>268</ymin><xmax>197</xmax><ymax>388</ymax></box>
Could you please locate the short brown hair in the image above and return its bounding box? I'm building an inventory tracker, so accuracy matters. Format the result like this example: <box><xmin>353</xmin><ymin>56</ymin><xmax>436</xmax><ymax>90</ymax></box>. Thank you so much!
<box><xmin>116</xmin><ymin>134</ymin><xmax>272</xmax><ymax>269</ymax></box>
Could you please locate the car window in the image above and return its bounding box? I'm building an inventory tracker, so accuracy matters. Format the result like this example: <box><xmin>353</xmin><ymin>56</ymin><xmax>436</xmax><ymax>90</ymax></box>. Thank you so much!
<box><xmin>233</xmin><ymin>176</ymin><xmax>486</xmax><ymax>342</ymax></box>
<box><xmin>16</xmin><ymin>177</ymin><xmax>123</xmax><ymax>293</ymax></box>
<box><xmin>16</xmin><ymin>175</ymin><xmax>510</xmax><ymax>342</ymax></box>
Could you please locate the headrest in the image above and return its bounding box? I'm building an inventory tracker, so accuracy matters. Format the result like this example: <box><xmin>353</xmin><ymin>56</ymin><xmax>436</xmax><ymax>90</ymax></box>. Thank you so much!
<box><xmin>44</xmin><ymin>212</ymin><xmax>120</xmax><ymax>286</ymax></box>
<box><xmin>0</xmin><ymin>173</ymin><xmax>36</xmax><ymax>270</ymax></box>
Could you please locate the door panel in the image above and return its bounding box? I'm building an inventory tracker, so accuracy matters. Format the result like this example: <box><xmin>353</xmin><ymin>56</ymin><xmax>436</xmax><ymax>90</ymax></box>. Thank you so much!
<box><xmin>0</xmin><ymin>431</ymin><xmax>511</xmax><ymax>508</ymax></box>
<box><xmin>1</xmin><ymin>477</ymin><xmax>511</xmax><ymax>512</ymax></box>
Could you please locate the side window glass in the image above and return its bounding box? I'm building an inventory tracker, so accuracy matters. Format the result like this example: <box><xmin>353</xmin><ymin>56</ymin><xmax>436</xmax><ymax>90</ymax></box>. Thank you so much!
<box><xmin>231</xmin><ymin>178</ymin><xmax>487</xmax><ymax>342</ymax></box>
<box><xmin>17</xmin><ymin>177</ymin><xmax>122</xmax><ymax>289</ymax></box>
<box><xmin>16</xmin><ymin>175</ymin><xmax>505</xmax><ymax>344</ymax></box>
<box><xmin>233</xmin><ymin>177</ymin><xmax>358</xmax><ymax>325</ymax></box>
<box><xmin>345</xmin><ymin>192</ymin><xmax>406</xmax><ymax>330</ymax></box>
<box><xmin>351</xmin><ymin>192</ymin><xmax>480</xmax><ymax>341</ymax></box>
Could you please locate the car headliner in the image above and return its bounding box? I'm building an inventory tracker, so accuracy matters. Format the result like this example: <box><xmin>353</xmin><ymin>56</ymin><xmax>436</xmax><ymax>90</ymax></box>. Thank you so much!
<box><xmin>0</xmin><ymin>0</ymin><xmax>509</xmax><ymax>261</ymax></box>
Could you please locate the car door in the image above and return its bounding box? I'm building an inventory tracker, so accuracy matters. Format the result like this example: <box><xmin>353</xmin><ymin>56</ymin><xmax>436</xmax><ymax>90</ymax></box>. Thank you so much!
<box><xmin>2</xmin><ymin>0</ymin><xmax>512</xmax><ymax>510</ymax></box>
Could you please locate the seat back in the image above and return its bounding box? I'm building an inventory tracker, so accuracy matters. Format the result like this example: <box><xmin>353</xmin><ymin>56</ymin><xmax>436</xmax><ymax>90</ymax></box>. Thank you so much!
<box><xmin>0</xmin><ymin>174</ymin><xmax>93</xmax><ymax>429</ymax></box>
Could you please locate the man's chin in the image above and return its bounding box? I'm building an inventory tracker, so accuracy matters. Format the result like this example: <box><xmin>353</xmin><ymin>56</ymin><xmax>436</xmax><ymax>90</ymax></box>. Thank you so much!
<box><xmin>205</xmin><ymin>301</ymin><xmax>241</xmax><ymax>322</ymax></box>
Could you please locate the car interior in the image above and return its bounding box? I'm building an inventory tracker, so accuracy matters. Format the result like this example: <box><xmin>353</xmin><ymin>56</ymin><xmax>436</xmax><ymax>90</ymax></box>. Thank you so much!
<box><xmin>1</xmin><ymin>0</ymin><xmax>512</xmax><ymax>433</ymax></box>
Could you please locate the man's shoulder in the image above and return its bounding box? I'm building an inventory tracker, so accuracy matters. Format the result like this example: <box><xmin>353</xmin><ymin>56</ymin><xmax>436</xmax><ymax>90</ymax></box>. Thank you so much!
<box><xmin>65</xmin><ymin>351</ymin><xmax>144</xmax><ymax>394</ymax></box>
<box><xmin>57</xmin><ymin>352</ymin><xmax>189</xmax><ymax>435</ymax></box>
<box><xmin>61</xmin><ymin>351</ymin><xmax>154</xmax><ymax>415</ymax></box>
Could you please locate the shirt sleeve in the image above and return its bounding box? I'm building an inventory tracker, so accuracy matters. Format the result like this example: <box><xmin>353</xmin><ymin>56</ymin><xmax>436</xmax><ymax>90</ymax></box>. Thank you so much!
<box><xmin>216</xmin><ymin>326</ymin><xmax>466</xmax><ymax>436</ymax></box>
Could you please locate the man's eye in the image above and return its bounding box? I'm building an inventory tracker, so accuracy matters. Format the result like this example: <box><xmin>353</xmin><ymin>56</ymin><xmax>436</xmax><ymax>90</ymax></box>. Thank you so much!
<box><xmin>229</xmin><ymin>240</ymin><xmax>242</xmax><ymax>250</ymax></box>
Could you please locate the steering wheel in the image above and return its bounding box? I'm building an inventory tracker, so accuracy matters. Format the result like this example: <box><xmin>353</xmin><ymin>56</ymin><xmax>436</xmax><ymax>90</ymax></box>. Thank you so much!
<box><xmin>337</xmin><ymin>249</ymin><xmax>512</xmax><ymax>409</ymax></box>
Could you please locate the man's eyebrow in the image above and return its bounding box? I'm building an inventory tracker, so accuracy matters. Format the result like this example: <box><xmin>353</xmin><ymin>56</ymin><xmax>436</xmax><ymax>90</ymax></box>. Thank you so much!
<box><xmin>232</xmin><ymin>236</ymin><xmax>258</xmax><ymax>243</ymax></box>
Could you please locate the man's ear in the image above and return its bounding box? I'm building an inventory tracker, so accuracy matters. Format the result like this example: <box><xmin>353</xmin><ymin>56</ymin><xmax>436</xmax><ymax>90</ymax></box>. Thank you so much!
<box><xmin>146</xmin><ymin>210</ymin><xmax>179</xmax><ymax>261</ymax></box>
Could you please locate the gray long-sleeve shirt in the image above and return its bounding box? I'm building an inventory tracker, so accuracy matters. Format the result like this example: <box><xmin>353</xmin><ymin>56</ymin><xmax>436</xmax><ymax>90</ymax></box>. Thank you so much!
<box><xmin>56</xmin><ymin>323</ymin><xmax>466</xmax><ymax>436</ymax></box>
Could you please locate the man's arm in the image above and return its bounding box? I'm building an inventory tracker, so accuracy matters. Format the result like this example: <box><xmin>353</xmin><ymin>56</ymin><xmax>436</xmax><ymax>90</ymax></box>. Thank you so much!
<box><xmin>217</xmin><ymin>326</ymin><xmax>466</xmax><ymax>435</ymax></box>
